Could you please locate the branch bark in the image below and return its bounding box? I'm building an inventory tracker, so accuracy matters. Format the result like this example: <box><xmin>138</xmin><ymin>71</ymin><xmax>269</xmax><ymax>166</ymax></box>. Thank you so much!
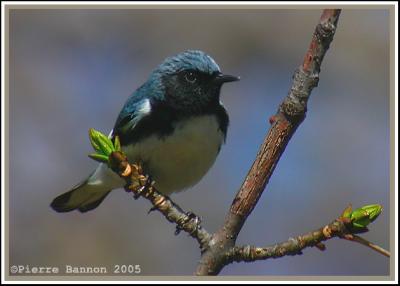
<box><xmin>224</xmin><ymin>217</ymin><xmax>390</xmax><ymax>264</ymax></box>
<box><xmin>195</xmin><ymin>9</ymin><xmax>342</xmax><ymax>275</ymax></box>
<box><xmin>225</xmin><ymin>219</ymin><xmax>350</xmax><ymax>263</ymax></box>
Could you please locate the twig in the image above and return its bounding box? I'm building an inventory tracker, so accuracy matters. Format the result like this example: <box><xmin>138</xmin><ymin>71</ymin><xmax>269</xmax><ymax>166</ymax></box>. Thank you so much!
<box><xmin>346</xmin><ymin>234</ymin><xmax>390</xmax><ymax>258</ymax></box>
<box><xmin>225</xmin><ymin>219</ymin><xmax>390</xmax><ymax>264</ymax></box>
<box><xmin>108</xmin><ymin>151</ymin><xmax>212</xmax><ymax>252</ymax></box>
<box><xmin>195</xmin><ymin>9</ymin><xmax>342</xmax><ymax>275</ymax></box>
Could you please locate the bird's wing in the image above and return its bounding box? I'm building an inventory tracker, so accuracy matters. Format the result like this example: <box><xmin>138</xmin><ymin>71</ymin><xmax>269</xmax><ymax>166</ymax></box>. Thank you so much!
<box><xmin>112</xmin><ymin>92</ymin><xmax>152</xmax><ymax>143</ymax></box>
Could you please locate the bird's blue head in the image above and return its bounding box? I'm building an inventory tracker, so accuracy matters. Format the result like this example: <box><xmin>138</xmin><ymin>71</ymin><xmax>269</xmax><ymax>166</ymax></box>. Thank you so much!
<box><xmin>148</xmin><ymin>50</ymin><xmax>239</xmax><ymax>113</ymax></box>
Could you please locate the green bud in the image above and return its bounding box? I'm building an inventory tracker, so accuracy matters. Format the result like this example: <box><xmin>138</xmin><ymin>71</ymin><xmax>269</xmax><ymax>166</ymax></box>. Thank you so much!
<box><xmin>351</xmin><ymin>213</ymin><xmax>370</xmax><ymax>228</ymax></box>
<box><xmin>96</xmin><ymin>134</ymin><xmax>114</xmax><ymax>155</ymax></box>
<box><xmin>350</xmin><ymin>204</ymin><xmax>382</xmax><ymax>228</ymax></box>
<box><xmin>89</xmin><ymin>128</ymin><xmax>102</xmax><ymax>153</ymax></box>
<box><xmin>89</xmin><ymin>128</ymin><xmax>114</xmax><ymax>156</ymax></box>
<box><xmin>360</xmin><ymin>204</ymin><xmax>382</xmax><ymax>223</ymax></box>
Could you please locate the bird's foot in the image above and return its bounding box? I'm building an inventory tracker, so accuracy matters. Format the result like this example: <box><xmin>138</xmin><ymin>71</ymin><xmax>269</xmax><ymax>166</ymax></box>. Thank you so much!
<box><xmin>131</xmin><ymin>175</ymin><xmax>154</xmax><ymax>199</ymax></box>
<box><xmin>175</xmin><ymin>211</ymin><xmax>202</xmax><ymax>235</ymax></box>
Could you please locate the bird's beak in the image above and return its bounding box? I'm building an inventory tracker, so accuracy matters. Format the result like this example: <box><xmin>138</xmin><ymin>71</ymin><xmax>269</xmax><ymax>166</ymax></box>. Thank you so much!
<box><xmin>214</xmin><ymin>73</ymin><xmax>240</xmax><ymax>84</ymax></box>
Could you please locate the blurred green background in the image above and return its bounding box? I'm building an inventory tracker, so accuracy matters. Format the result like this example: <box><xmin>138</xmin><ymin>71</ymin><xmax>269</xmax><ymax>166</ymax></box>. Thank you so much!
<box><xmin>9</xmin><ymin>8</ymin><xmax>390</xmax><ymax>276</ymax></box>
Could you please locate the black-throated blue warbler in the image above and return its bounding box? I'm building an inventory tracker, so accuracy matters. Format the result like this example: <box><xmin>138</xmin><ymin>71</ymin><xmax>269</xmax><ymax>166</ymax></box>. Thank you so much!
<box><xmin>51</xmin><ymin>50</ymin><xmax>239</xmax><ymax>213</ymax></box>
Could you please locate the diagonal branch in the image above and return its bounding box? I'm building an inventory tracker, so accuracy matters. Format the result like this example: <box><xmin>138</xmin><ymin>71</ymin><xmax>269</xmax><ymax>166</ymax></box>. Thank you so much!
<box><xmin>108</xmin><ymin>151</ymin><xmax>212</xmax><ymax>252</ymax></box>
<box><xmin>230</xmin><ymin>8</ymin><xmax>342</xmax><ymax>239</ymax></box>
<box><xmin>195</xmin><ymin>9</ymin><xmax>342</xmax><ymax>275</ymax></box>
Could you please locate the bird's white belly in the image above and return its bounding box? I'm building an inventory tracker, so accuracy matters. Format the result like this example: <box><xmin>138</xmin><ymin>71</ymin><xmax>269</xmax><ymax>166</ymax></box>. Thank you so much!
<box><xmin>123</xmin><ymin>115</ymin><xmax>224</xmax><ymax>195</ymax></box>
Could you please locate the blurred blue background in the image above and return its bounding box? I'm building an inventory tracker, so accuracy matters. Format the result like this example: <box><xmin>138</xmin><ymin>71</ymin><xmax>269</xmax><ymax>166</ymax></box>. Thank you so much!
<box><xmin>9</xmin><ymin>9</ymin><xmax>390</xmax><ymax>276</ymax></box>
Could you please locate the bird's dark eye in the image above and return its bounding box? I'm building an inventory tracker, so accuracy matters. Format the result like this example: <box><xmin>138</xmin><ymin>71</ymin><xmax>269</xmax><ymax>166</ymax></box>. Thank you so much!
<box><xmin>184</xmin><ymin>71</ymin><xmax>197</xmax><ymax>83</ymax></box>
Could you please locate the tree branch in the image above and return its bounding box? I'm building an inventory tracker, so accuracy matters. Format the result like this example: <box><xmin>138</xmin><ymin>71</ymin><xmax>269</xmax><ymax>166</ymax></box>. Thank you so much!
<box><xmin>224</xmin><ymin>216</ymin><xmax>390</xmax><ymax>264</ymax></box>
<box><xmin>195</xmin><ymin>9</ymin><xmax>342</xmax><ymax>275</ymax></box>
<box><xmin>108</xmin><ymin>151</ymin><xmax>212</xmax><ymax>252</ymax></box>
<box><xmin>226</xmin><ymin>219</ymin><xmax>347</xmax><ymax>263</ymax></box>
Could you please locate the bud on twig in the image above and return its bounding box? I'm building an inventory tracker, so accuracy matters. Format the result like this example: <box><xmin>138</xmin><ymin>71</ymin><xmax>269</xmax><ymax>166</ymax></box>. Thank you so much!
<box><xmin>348</xmin><ymin>204</ymin><xmax>382</xmax><ymax>229</ymax></box>
<box><xmin>88</xmin><ymin>128</ymin><xmax>122</xmax><ymax>165</ymax></box>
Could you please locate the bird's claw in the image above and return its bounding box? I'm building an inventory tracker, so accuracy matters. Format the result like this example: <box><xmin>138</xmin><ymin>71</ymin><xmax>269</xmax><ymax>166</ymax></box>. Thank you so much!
<box><xmin>131</xmin><ymin>175</ymin><xmax>154</xmax><ymax>199</ymax></box>
<box><xmin>175</xmin><ymin>211</ymin><xmax>202</xmax><ymax>235</ymax></box>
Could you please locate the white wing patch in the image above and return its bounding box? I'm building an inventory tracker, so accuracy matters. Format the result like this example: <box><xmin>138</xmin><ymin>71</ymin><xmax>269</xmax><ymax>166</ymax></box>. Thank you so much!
<box><xmin>137</xmin><ymin>98</ymin><xmax>151</xmax><ymax>115</ymax></box>
<box><xmin>119</xmin><ymin>98</ymin><xmax>152</xmax><ymax>133</ymax></box>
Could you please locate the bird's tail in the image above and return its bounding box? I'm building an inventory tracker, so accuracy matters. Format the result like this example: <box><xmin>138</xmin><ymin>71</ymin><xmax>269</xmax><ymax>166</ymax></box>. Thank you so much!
<box><xmin>50</xmin><ymin>179</ymin><xmax>110</xmax><ymax>213</ymax></box>
<box><xmin>51</xmin><ymin>164</ymin><xmax>122</xmax><ymax>213</ymax></box>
